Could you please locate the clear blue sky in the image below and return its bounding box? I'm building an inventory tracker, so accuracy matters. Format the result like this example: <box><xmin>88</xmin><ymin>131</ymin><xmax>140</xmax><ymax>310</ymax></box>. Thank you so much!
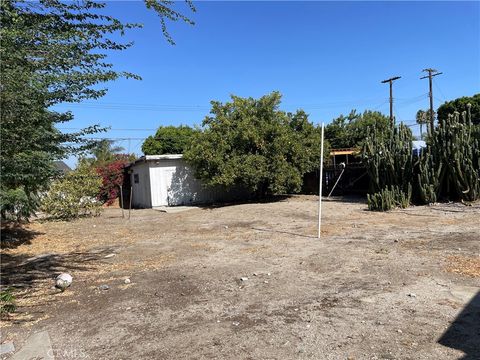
<box><xmin>56</xmin><ymin>1</ymin><xmax>480</xmax><ymax>167</ymax></box>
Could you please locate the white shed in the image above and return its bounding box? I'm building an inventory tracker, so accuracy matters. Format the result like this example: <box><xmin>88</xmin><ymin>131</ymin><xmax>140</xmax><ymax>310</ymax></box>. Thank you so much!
<box><xmin>128</xmin><ymin>155</ymin><xmax>240</xmax><ymax>208</ymax></box>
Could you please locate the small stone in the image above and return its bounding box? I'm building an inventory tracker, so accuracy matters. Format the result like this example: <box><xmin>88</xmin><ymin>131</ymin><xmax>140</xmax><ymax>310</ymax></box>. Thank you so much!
<box><xmin>55</xmin><ymin>273</ymin><xmax>73</xmax><ymax>290</ymax></box>
<box><xmin>397</xmin><ymin>329</ymin><xmax>403</xmax><ymax>333</ymax></box>
<box><xmin>457</xmin><ymin>248</ymin><xmax>461</xmax><ymax>251</ymax></box>
<box><xmin>224</xmin><ymin>226</ymin><xmax>229</xmax><ymax>229</ymax></box>
<box><xmin>267</xmin><ymin>273</ymin><xmax>271</xmax><ymax>276</ymax></box>
<box><xmin>104</xmin><ymin>254</ymin><xmax>116</xmax><ymax>259</ymax></box>
<box><xmin>407</xmin><ymin>293</ymin><xmax>417</xmax><ymax>298</ymax></box>
<box><xmin>232</xmin><ymin>321</ymin><xmax>240</xmax><ymax>326</ymax></box>
<box><xmin>126</xmin><ymin>307</ymin><xmax>132</xmax><ymax>311</ymax></box>
<box><xmin>394</xmin><ymin>239</ymin><xmax>399</xmax><ymax>243</ymax></box>
<box><xmin>264</xmin><ymin>280</ymin><xmax>269</xmax><ymax>284</ymax></box>
<box><xmin>306</xmin><ymin>324</ymin><xmax>311</xmax><ymax>328</ymax></box>
<box><xmin>216</xmin><ymin>320</ymin><xmax>220</xmax><ymax>323</ymax></box>
<box><xmin>240</xmin><ymin>277</ymin><xmax>248</xmax><ymax>282</ymax></box>
<box><xmin>93</xmin><ymin>225</ymin><xmax>96</xmax><ymax>228</ymax></box>
<box><xmin>124</xmin><ymin>278</ymin><xmax>131</xmax><ymax>284</ymax></box>
<box><xmin>99</xmin><ymin>284</ymin><xmax>109</xmax><ymax>291</ymax></box>
<box><xmin>0</xmin><ymin>342</ymin><xmax>15</xmax><ymax>356</ymax></box>
<box><xmin>294</xmin><ymin>308</ymin><xmax>299</xmax><ymax>311</ymax></box>
<box><xmin>253</xmin><ymin>272</ymin><xmax>258</xmax><ymax>276</ymax></box>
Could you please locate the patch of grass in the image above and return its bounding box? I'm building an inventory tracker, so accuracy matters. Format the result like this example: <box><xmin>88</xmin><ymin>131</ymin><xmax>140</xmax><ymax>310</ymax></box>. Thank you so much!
<box><xmin>0</xmin><ymin>289</ymin><xmax>17</xmax><ymax>315</ymax></box>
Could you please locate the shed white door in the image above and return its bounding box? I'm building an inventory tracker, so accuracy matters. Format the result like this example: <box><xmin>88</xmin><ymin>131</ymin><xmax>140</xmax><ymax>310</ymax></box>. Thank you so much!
<box><xmin>150</xmin><ymin>166</ymin><xmax>176</xmax><ymax>206</ymax></box>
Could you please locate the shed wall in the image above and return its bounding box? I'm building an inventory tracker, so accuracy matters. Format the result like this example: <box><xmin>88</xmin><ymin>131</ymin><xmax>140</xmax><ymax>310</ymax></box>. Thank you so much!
<box><xmin>149</xmin><ymin>159</ymin><xmax>232</xmax><ymax>206</ymax></box>
<box><xmin>130</xmin><ymin>162</ymin><xmax>152</xmax><ymax>208</ymax></box>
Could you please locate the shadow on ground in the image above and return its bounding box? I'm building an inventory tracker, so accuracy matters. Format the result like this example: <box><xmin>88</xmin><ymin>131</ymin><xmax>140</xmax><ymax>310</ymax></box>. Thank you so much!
<box><xmin>1</xmin><ymin>225</ymin><xmax>45</xmax><ymax>250</ymax></box>
<box><xmin>438</xmin><ymin>291</ymin><xmax>480</xmax><ymax>360</ymax></box>
<box><xmin>197</xmin><ymin>195</ymin><xmax>292</xmax><ymax>210</ymax></box>
<box><xmin>1</xmin><ymin>249</ymin><xmax>114</xmax><ymax>290</ymax></box>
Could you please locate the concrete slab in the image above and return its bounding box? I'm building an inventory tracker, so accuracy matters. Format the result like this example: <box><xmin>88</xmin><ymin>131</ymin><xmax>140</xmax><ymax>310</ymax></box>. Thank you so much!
<box><xmin>153</xmin><ymin>206</ymin><xmax>199</xmax><ymax>213</ymax></box>
<box><xmin>11</xmin><ymin>331</ymin><xmax>54</xmax><ymax>360</ymax></box>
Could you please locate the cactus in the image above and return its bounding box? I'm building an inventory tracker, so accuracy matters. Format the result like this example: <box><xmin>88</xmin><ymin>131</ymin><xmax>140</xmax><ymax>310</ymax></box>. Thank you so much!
<box><xmin>362</xmin><ymin>122</ymin><xmax>413</xmax><ymax>199</ymax></box>
<box><xmin>363</xmin><ymin>103</ymin><xmax>479</xmax><ymax>210</ymax></box>
<box><xmin>417</xmin><ymin>104</ymin><xmax>480</xmax><ymax>203</ymax></box>
<box><xmin>367</xmin><ymin>185</ymin><xmax>412</xmax><ymax>211</ymax></box>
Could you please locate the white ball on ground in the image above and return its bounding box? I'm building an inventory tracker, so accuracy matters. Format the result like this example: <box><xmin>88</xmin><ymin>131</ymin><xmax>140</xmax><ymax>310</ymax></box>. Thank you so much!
<box><xmin>55</xmin><ymin>273</ymin><xmax>73</xmax><ymax>290</ymax></box>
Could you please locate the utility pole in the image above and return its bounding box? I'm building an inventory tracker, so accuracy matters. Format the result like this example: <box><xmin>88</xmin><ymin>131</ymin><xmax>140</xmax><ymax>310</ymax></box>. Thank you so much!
<box><xmin>381</xmin><ymin>76</ymin><xmax>401</xmax><ymax>126</ymax></box>
<box><xmin>420</xmin><ymin>68</ymin><xmax>443</xmax><ymax>134</ymax></box>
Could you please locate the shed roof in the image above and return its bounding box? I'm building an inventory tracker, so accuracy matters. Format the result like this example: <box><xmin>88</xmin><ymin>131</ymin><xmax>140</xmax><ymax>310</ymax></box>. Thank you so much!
<box><xmin>129</xmin><ymin>154</ymin><xmax>183</xmax><ymax>167</ymax></box>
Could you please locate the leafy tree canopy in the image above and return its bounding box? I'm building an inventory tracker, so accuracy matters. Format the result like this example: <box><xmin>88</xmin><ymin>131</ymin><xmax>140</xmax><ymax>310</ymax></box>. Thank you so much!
<box><xmin>437</xmin><ymin>94</ymin><xmax>480</xmax><ymax>125</ymax></box>
<box><xmin>184</xmin><ymin>92</ymin><xmax>322</xmax><ymax>197</ymax></box>
<box><xmin>325</xmin><ymin>110</ymin><xmax>391</xmax><ymax>149</ymax></box>
<box><xmin>0</xmin><ymin>0</ymin><xmax>194</xmax><ymax>220</ymax></box>
<box><xmin>142</xmin><ymin>126</ymin><xmax>198</xmax><ymax>155</ymax></box>
<box><xmin>85</xmin><ymin>140</ymin><xmax>135</xmax><ymax>167</ymax></box>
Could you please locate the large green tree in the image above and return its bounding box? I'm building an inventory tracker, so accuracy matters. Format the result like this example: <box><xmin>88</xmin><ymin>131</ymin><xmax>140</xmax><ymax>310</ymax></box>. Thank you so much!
<box><xmin>0</xmin><ymin>0</ymin><xmax>194</xmax><ymax>220</ymax></box>
<box><xmin>437</xmin><ymin>94</ymin><xmax>480</xmax><ymax>125</ymax></box>
<box><xmin>142</xmin><ymin>125</ymin><xmax>198</xmax><ymax>155</ymax></box>
<box><xmin>325</xmin><ymin>110</ymin><xmax>391</xmax><ymax>149</ymax></box>
<box><xmin>184</xmin><ymin>92</ymin><xmax>322</xmax><ymax>197</ymax></box>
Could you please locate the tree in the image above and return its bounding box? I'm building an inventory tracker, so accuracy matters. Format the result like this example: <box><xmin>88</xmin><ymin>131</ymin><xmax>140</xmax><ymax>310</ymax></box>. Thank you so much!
<box><xmin>184</xmin><ymin>92</ymin><xmax>322</xmax><ymax>197</ymax></box>
<box><xmin>82</xmin><ymin>140</ymin><xmax>135</xmax><ymax>205</ymax></box>
<box><xmin>40</xmin><ymin>161</ymin><xmax>103</xmax><ymax>219</ymax></box>
<box><xmin>95</xmin><ymin>154</ymin><xmax>134</xmax><ymax>205</ymax></box>
<box><xmin>437</xmin><ymin>94</ymin><xmax>480</xmax><ymax>125</ymax></box>
<box><xmin>416</xmin><ymin>110</ymin><xmax>432</xmax><ymax>139</ymax></box>
<box><xmin>142</xmin><ymin>126</ymin><xmax>198</xmax><ymax>155</ymax></box>
<box><xmin>325</xmin><ymin>110</ymin><xmax>391</xmax><ymax>149</ymax></box>
<box><xmin>0</xmin><ymin>0</ymin><xmax>194</xmax><ymax>220</ymax></box>
<box><xmin>85</xmin><ymin>140</ymin><xmax>134</xmax><ymax>167</ymax></box>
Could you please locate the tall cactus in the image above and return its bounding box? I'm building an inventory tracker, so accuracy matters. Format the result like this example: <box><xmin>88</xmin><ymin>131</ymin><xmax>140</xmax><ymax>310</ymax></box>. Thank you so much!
<box><xmin>417</xmin><ymin>104</ymin><xmax>480</xmax><ymax>203</ymax></box>
<box><xmin>363</xmin><ymin>122</ymin><xmax>413</xmax><ymax>196</ymax></box>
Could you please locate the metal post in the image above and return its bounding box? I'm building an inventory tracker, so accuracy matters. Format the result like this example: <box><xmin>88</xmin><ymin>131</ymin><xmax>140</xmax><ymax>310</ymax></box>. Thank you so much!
<box><xmin>119</xmin><ymin>185</ymin><xmax>124</xmax><ymax>218</ymax></box>
<box><xmin>128</xmin><ymin>186</ymin><xmax>132</xmax><ymax>220</ymax></box>
<box><xmin>318</xmin><ymin>123</ymin><xmax>325</xmax><ymax>239</ymax></box>
<box><xmin>328</xmin><ymin>164</ymin><xmax>346</xmax><ymax>198</ymax></box>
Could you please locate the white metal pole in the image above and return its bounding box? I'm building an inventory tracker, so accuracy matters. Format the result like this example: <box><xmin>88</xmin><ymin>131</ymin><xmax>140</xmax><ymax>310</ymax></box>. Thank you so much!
<box><xmin>318</xmin><ymin>123</ymin><xmax>325</xmax><ymax>239</ymax></box>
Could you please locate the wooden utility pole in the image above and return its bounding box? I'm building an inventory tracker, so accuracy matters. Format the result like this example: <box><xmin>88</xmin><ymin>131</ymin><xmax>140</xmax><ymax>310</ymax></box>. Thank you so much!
<box><xmin>420</xmin><ymin>68</ymin><xmax>443</xmax><ymax>134</ymax></box>
<box><xmin>381</xmin><ymin>76</ymin><xmax>401</xmax><ymax>126</ymax></box>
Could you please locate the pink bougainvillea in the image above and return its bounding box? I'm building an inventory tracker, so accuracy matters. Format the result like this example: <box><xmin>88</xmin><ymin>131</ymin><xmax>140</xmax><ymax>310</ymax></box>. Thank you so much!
<box><xmin>96</xmin><ymin>155</ymin><xmax>131</xmax><ymax>205</ymax></box>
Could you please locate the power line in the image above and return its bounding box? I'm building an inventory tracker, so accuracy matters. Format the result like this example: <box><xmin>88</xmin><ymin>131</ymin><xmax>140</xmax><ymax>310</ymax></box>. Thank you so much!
<box><xmin>58</xmin><ymin>127</ymin><xmax>157</xmax><ymax>131</ymax></box>
<box><xmin>52</xmin><ymin>97</ymin><xmax>396</xmax><ymax>112</ymax></box>
<box><xmin>432</xmin><ymin>78</ymin><xmax>447</xmax><ymax>102</ymax></box>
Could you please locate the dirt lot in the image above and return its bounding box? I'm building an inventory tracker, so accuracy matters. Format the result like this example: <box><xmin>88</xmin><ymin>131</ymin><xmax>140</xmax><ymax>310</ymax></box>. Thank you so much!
<box><xmin>1</xmin><ymin>196</ymin><xmax>479</xmax><ymax>360</ymax></box>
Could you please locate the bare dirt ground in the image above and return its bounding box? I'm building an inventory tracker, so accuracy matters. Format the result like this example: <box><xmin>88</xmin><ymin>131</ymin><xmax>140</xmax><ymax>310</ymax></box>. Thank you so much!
<box><xmin>1</xmin><ymin>196</ymin><xmax>479</xmax><ymax>360</ymax></box>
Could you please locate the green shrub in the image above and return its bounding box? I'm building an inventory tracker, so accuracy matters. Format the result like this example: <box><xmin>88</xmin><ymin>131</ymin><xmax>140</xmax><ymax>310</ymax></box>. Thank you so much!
<box><xmin>41</xmin><ymin>161</ymin><xmax>102</xmax><ymax>219</ymax></box>
<box><xmin>0</xmin><ymin>187</ymin><xmax>37</xmax><ymax>222</ymax></box>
